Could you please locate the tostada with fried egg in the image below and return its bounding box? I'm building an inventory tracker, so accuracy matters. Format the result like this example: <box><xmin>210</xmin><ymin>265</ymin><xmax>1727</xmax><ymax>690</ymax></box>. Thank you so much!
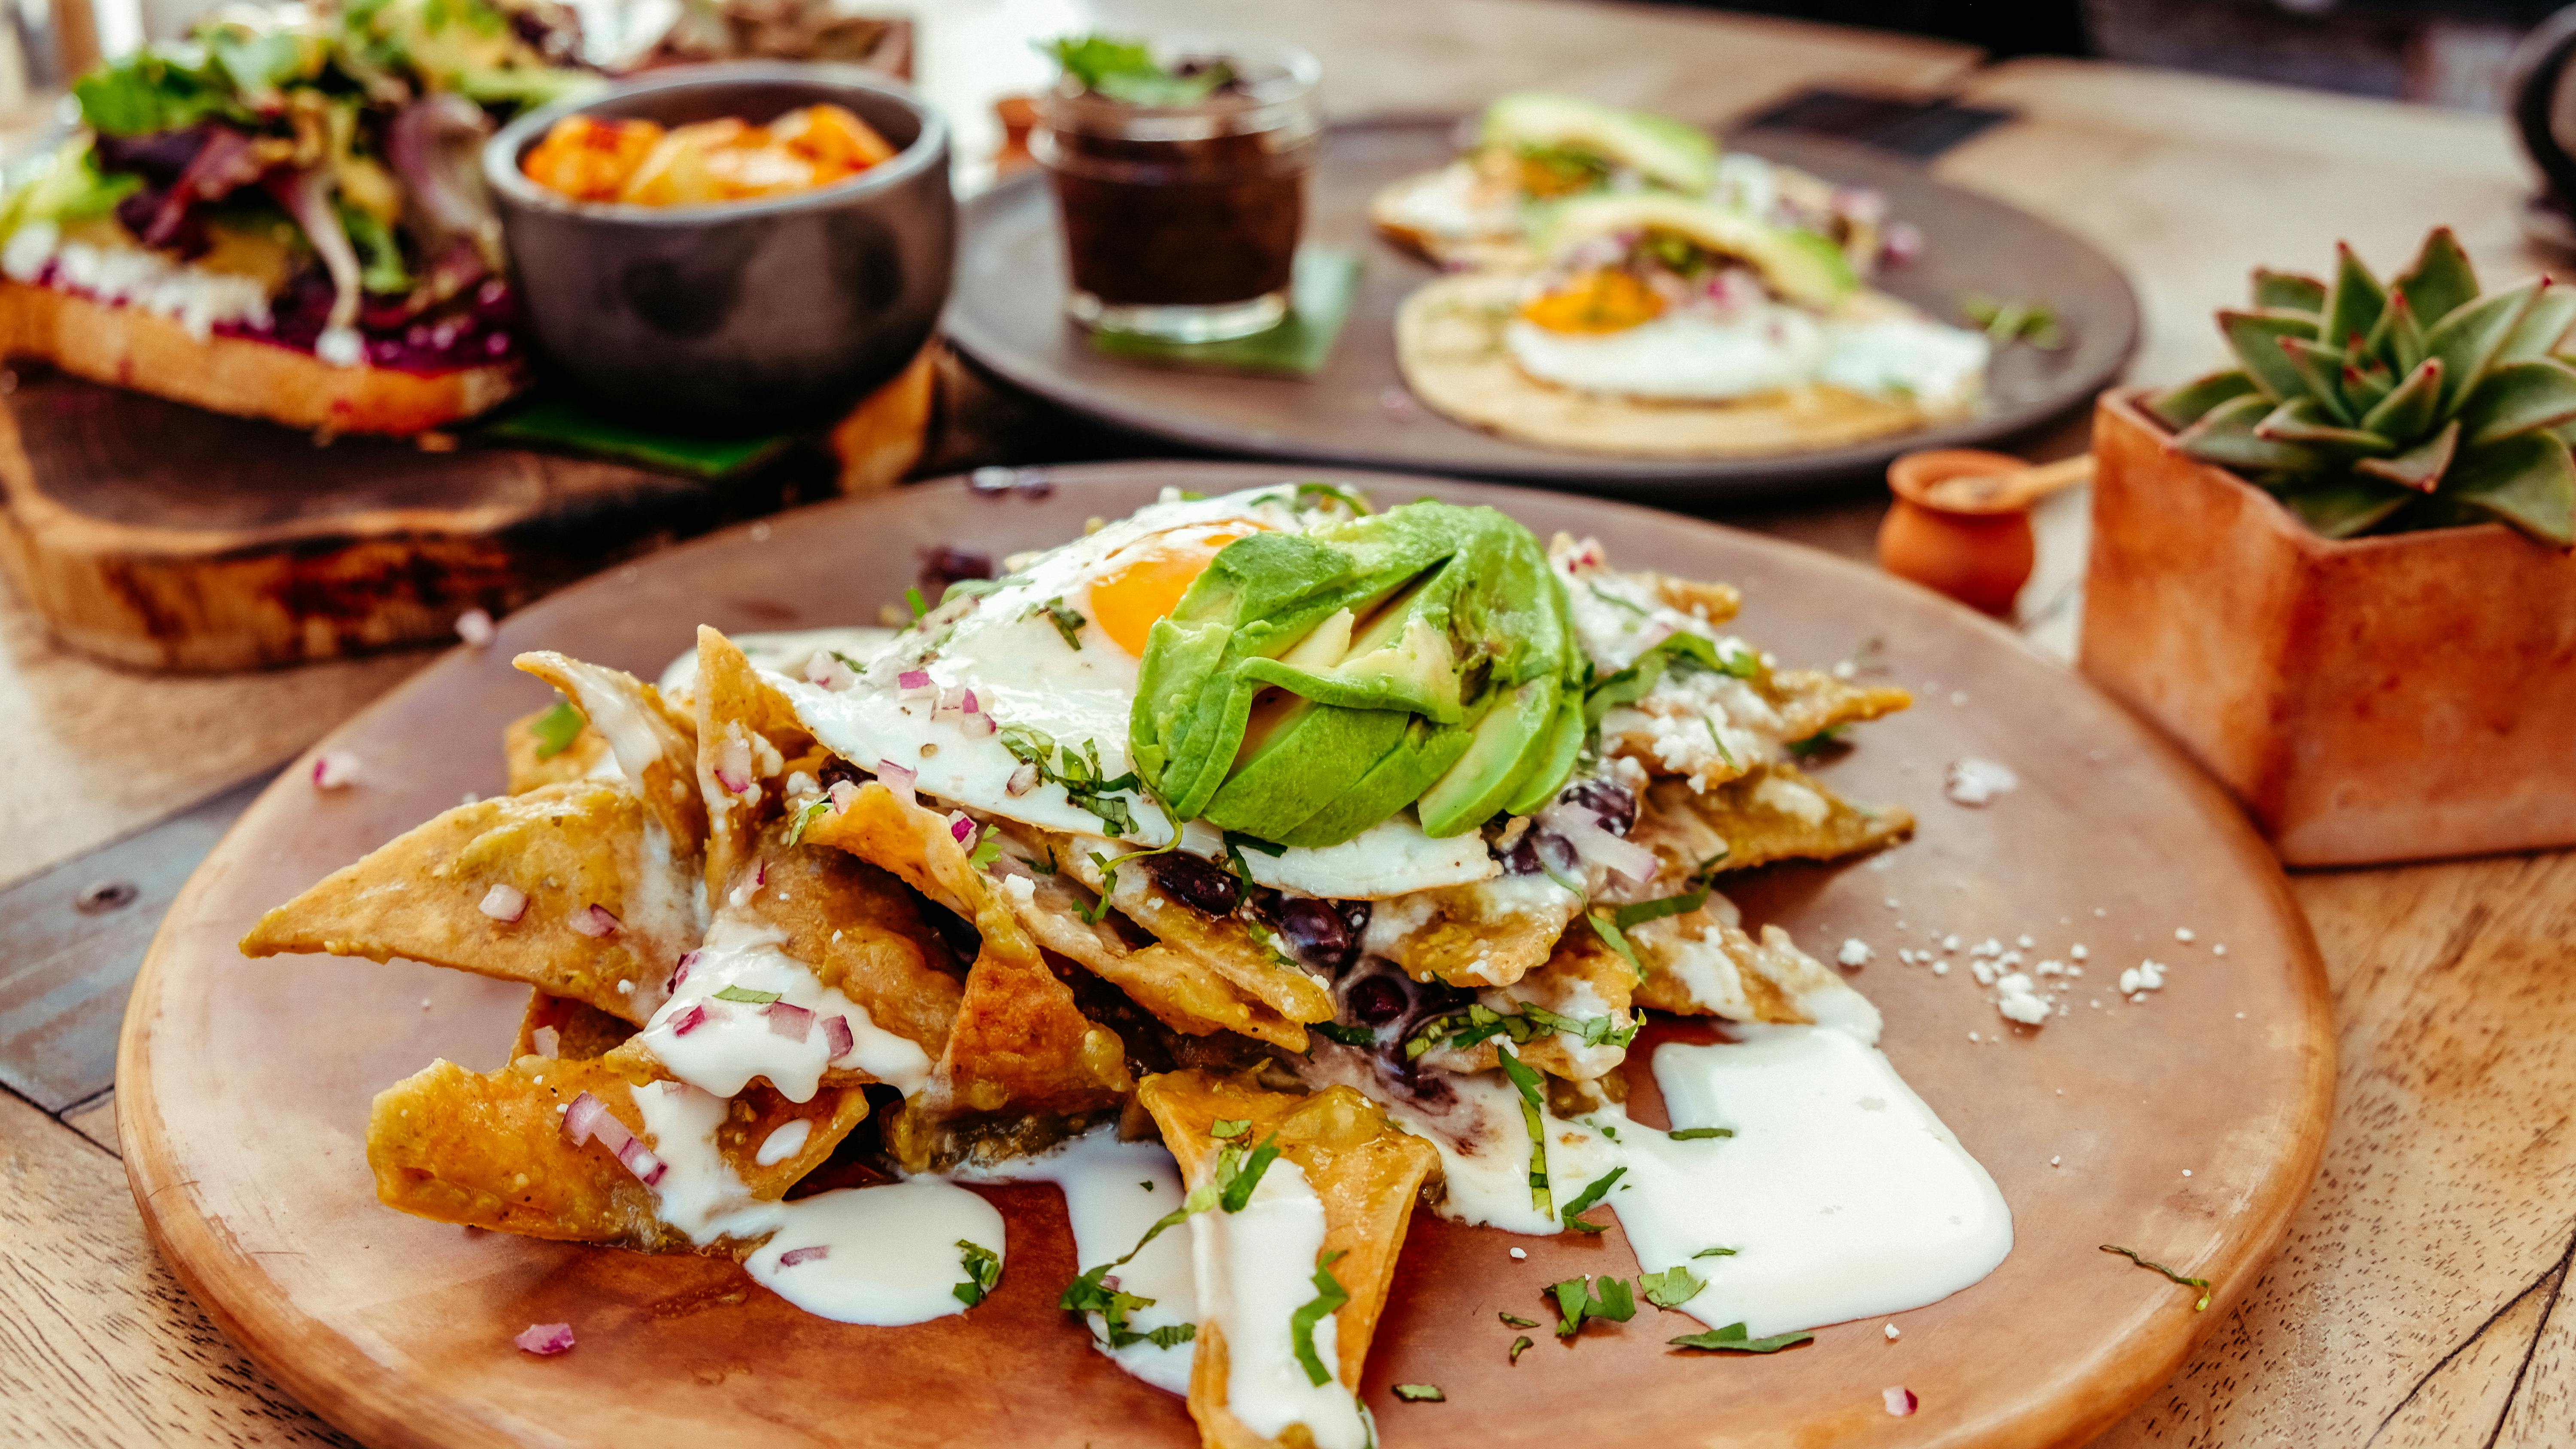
<box><xmin>1394</xmin><ymin>191</ymin><xmax>1991</xmax><ymax>458</ymax></box>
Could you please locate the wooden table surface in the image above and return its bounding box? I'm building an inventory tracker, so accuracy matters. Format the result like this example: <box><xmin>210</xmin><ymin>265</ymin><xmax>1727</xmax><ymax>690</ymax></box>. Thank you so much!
<box><xmin>2</xmin><ymin>3</ymin><xmax>2570</xmax><ymax>1444</ymax></box>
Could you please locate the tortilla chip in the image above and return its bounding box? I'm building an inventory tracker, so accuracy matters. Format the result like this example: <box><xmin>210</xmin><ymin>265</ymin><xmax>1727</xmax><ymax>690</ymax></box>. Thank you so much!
<box><xmin>1628</xmin><ymin>908</ymin><xmax>1878</xmax><ymax>1036</ymax></box>
<box><xmin>693</xmin><ymin>627</ymin><xmax>838</xmax><ymax>899</ymax></box>
<box><xmin>1364</xmin><ymin>875</ymin><xmax>1584</xmax><ymax>989</ymax></box>
<box><xmin>368</xmin><ymin>1055</ymin><xmax>867</xmax><ymax>1249</ymax></box>
<box><xmin>504</xmin><ymin>707</ymin><xmax>613</xmax><ymax>794</ymax></box>
<box><xmin>1395</xmin><ymin>270</ymin><xmax>1968</xmax><ymax>459</ymax></box>
<box><xmin>810</xmin><ymin>783</ymin><xmax>1134</xmax><ymax>1164</ymax></box>
<box><xmin>513</xmin><ymin>991</ymin><xmax>638</xmax><ymax>1061</ymax></box>
<box><xmin>1139</xmin><ymin>1071</ymin><xmax>1439</xmax><ymax>1449</ymax></box>
<box><xmin>239</xmin><ymin>781</ymin><xmax>701</xmax><ymax>1025</ymax></box>
<box><xmin>727</xmin><ymin>823</ymin><xmax>966</xmax><ymax>1058</ymax></box>
<box><xmin>1650</xmin><ymin>574</ymin><xmax>1742</xmax><ymax>627</ymax></box>
<box><xmin>1633</xmin><ymin>763</ymin><xmax>1912</xmax><ymax>875</ymax></box>
<box><xmin>996</xmin><ymin>849</ymin><xmax>1316</xmax><ymax>1050</ymax></box>
<box><xmin>1766</xmin><ymin>670</ymin><xmax>1913</xmax><ymax>743</ymax></box>
<box><xmin>514</xmin><ymin>651</ymin><xmax>707</xmax><ymax>858</ymax></box>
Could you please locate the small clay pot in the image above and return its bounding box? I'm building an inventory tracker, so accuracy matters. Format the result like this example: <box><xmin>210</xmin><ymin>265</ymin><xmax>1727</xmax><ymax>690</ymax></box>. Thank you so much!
<box><xmin>1877</xmin><ymin>449</ymin><xmax>2038</xmax><ymax>617</ymax></box>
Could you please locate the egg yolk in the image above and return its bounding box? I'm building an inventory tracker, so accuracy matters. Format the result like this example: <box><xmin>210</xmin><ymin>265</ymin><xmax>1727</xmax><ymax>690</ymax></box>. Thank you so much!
<box><xmin>1520</xmin><ymin>268</ymin><xmax>1664</xmax><ymax>333</ymax></box>
<box><xmin>1088</xmin><ymin>521</ymin><xmax>1267</xmax><ymax>655</ymax></box>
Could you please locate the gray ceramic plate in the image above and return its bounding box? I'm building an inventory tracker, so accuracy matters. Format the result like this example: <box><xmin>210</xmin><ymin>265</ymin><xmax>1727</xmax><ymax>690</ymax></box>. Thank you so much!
<box><xmin>945</xmin><ymin>119</ymin><xmax>2139</xmax><ymax>502</ymax></box>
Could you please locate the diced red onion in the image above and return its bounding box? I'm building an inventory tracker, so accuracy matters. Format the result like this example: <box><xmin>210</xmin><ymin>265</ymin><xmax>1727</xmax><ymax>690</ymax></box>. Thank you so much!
<box><xmin>477</xmin><ymin>883</ymin><xmax>527</xmax><ymax>923</ymax></box>
<box><xmin>668</xmin><ymin>950</ymin><xmax>700</xmax><ymax>991</ymax></box>
<box><xmin>454</xmin><ymin>608</ymin><xmax>495</xmax><ymax>646</ymax></box>
<box><xmin>1880</xmin><ymin>221</ymin><xmax>1925</xmax><ymax>267</ymax></box>
<box><xmin>1883</xmin><ymin>1387</ymin><xmax>1917</xmax><ymax>1417</ymax></box>
<box><xmin>897</xmin><ymin>669</ymin><xmax>934</xmax><ymax>693</ymax></box>
<box><xmin>310</xmin><ymin>752</ymin><xmax>361</xmax><ymax>790</ymax></box>
<box><xmin>1540</xmin><ymin>802</ymin><xmax>1659</xmax><ymax>883</ymax></box>
<box><xmin>569</xmin><ymin>904</ymin><xmax>620</xmax><ymax>938</ymax></box>
<box><xmin>563</xmin><ymin>1091</ymin><xmax>612</xmax><ymax>1146</ymax></box>
<box><xmin>877</xmin><ymin>760</ymin><xmax>917</xmax><ymax>804</ymax></box>
<box><xmin>778</xmin><ymin>1244</ymin><xmax>829</xmax><ymax>1267</ymax></box>
<box><xmin>960</xmin><ymin>710</ymin><xmax>997</xmax><ymax>738</ymax></box>
<box><xmin>765</xmin><ymin>1000</ymin><xmax>814</xmax><ymax>1041</ymax></box>
<box><xmin>960</xmin><ymin>688</ymin><xmax>981</xmax><ymax>714</ymax></box>
<box><xmin>615</xmin><ymin>1135</ymin><xmax>667</xmax><ymax>1186</ymax></box>
<box><xmin>827</xmin><ymin>780</ymin><xmax>858</xmax><ymax>811</ymax></box>
<box><xmin>950</xmin><ymin>813</ymin><xmax>977</xmax><ymax>845</ymax></box>
<box><xmin>1005</xmin><ymin>762</ymin><xmax>1039</xmax><ymax>797</ymax></box>
<box><xmin>821</xmin><ymin>1015</ymin><xmax>854</xmax><ymax>1061</ymax></box>
<box><xmin>670</xmin><ymin>1003</ymin><xmax>709</xmax><ymax>1037</ymax></box>
<box><xmin>804</xmin><ymin>650</ymin><xmax>854</xmax><ymax>690</ymax></box>
<box><xmin>514</xmin><ymin>1322</ymin><xmax>575</xmax><ymax>1356</ymax></box>
<box><xmin>1835</xmin><ymin>185</ymin><xmax>1889</xmax><ymax>227</ymax></box>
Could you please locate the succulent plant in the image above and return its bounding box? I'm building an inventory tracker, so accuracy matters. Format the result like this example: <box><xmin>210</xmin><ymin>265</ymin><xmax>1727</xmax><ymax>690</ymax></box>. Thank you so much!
<box><xmin>2147</xmin><ymin>228</ymin><xmax>2576</xmax><ymax>548</ymax></box>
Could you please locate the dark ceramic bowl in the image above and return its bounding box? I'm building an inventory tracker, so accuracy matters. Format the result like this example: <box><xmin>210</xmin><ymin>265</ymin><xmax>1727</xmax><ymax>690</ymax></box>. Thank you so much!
<box><xmin>485</xmin><ymin>62</ymin><xmax>953</xmax><ymax>433</ymax></box>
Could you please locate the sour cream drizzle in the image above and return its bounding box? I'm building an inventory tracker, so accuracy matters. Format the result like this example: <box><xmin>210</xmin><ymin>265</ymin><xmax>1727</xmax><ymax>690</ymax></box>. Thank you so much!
<box><xmin>627</xmin><ymin>1081</ymin><xmax>1004</xmax><ymax>1327</ymax></box>
<box><xmin>1192</xmin><ymin>1160</ymin><xmax>1369</xmax><ymax>1449</ymax></box>
<box><xmin>1384</xmin><ymin>1022</ymin><xmax>2011</xmax><ymax>1338</ymax></box>
<box><xmin>636</xmin><ymin>912</ymin><xmax>931</xmax><ymax>1101</ymax></box>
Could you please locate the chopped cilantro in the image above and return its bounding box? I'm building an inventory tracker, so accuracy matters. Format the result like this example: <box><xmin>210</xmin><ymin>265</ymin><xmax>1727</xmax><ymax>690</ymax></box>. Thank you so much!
<box><xmin>967</xmin><ymin>829</ymin><xmax>1005</xmax><ymax>870</ymax></box>
<box><xmin>1145</xmin><ymin>1323</ymin><xmax>1195</xmax><ymax>1349</ymax></box>
<box><xmin>999</xmin><ymin>727</ymin><xmax>1146</xmax><ymax>837</ymax></box>
<box><xmin>1061</xmin><ymin>1133</ymin><xmax>1276</xmax><ymax>1347</ymax></box>
<box><xmin>1702</xmin><ymin>716</ymin><xmax>1737</xmax><ymax>769</ymax></box>
<box><xmin>1391</xmin><ymin>1384</ymin><xmax>1444</xmax><ymax>1403</ymax></box>
<box><xmin>1962</xmin><ymin>293</ymin><xmax>2066</xmax><ymax>349</ymax></box>
<box><xmin>1589</xmin><ymin>910</ymin><xmax>1645</xmax><ymax>979</ymax></box>
<box><xmin>1217</xmin><ymin>1134</ymin><xmax>1282</xmax><ymax>1213</ymax></box>
<box><xmin>530</xmin><ymin>699</ymin><xmax>585</xmax><ymax>760</ymax></box>
<box><xmin>905</xmin><ymin>586</ymin><xmax>930</xmax><ymax>620</ymax></box>
<box><xmin>1289</xmin><ymin>1251</ymin><xmax>1351</xmax><ymax>1387</ymax></box>
<box><xmin>1403</xmin><ymin>1001</ymin><xmax>1636</xmax><ymax>1061</ymax></box>
<box><xmin>1783</xmin><ymin>726</ymin><xmax>1844</xmax><ymax>759</ymax></box>
<box><xmin>1310</xmin><ymin>1022</ymin><xmax>1376</xmax><ymax>1047</ymax></box>
<box><xmin>2101</xmin><ymin>1244</ymin><xmax>2212</xmax><ymax>1311</ymax></box>
<box><xmin>1495</xmin><ymin>1043</ymin><xmax>1552</xmax><ymax>1216</ymax></box>
<box><xmin>1497</xmin><ymin>1311</ymin><xmax>1540</xmax><ymax>1328</ymax></box>
<box><xmin>1558</xmin><ymin>1167</ymin><xmax>1627</xmax><ymax>1234</ymax></box>
<box><xmin>1590</xmin><ymin>586</ymin><xmax>1652</xmax><ymax>619</ymax></box>
<box><xmin>1692</xmin><ymin>1246</ymin><xmax>1738</xmax><ymax>1259</ymax></box>
<box><xmin>1638</xmin><ymin>1267</ymin><xmax>1704</xmax><ymax>1309</ymax></box>
<box><xmin>1585</xmin><ymin>633</ymin><xmax>1763</xmax><ymax>723</ymax></box>
<box><xmin>1668</xmin><ymin>1127</ymin><xmax>1733</xmax><ymax>1141</ymax></box>
<box><xmin>1548</xmin><ymin>1274</ymin><xmax>1635</xmax><ymax>1339</ymax></box>
<box><xmin>1668</xmin><ymin>1322</ymin><xmax>1813</xmax><ymax>1354</ymax></box>
<box><xmin>712</xmin><ymin>985</ymin><xmax>781</xmax><ymax>1004</ymax></box>
<box><xmin>1612</xmin><ymin>887</ymin><xmax>1709</xmax><ymax>932</ymax></box>
<box><xmin>953</xmin><ymin>1240</ymin><xmax>1002</xmax><ymax>1307</ymax></box>
<box><xmin>1040</xmin><ymin>596</ymin><xmax>1088</xmax><ymax>650</ymax></box>
<box><xmin>1210</xmin><ymin>1119</ymin><xmax>1249</xmax><ymax>1140</ymax></box>
<box><xmin>784</xmin><ymin>796</ymin><xmax>835</xmax><ymax>847</ymax></box>
<box><xmin>1508</xmin><ymin>1334</ymin><xmax>1534</xmax><ymax>1364</ymax></box>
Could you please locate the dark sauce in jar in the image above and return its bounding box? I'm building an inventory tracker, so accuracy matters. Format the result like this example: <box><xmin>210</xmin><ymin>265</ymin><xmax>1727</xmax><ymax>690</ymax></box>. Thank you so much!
<box><xmin>1035</xmin><ymin>42</ymin><xmax>1318</xmax><ymax>321</ymax></box>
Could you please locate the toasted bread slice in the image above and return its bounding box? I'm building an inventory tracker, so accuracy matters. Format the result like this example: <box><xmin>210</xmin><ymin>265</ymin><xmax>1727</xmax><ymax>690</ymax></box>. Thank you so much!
<box><xmin>0</xmin><ymin>278</ymin><xmax>525</xmax><ymax>434</ymax></box>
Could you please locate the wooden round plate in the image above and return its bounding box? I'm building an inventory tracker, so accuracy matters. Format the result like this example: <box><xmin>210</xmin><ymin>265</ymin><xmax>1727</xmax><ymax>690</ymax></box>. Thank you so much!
<box><xmin>121</xmin><ymin>463</ymin><xmax>2327</xmax><ymax>1449</ymax></box>
<box><xmin>943</xmin><ymin>121</ymin><xmax>2141</xmax><ymax>502</ymax></box>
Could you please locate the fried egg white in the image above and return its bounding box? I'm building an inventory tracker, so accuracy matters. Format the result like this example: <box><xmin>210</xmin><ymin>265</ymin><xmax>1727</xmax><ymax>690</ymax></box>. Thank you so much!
<box><xmin>1506</xmin><ymin>302</ymin><xmax>1989</xmax><ymax>406</ymax></box>
<box><xmin>770</xmin><ymin>485</ymin><xmax>1499</xmax><ymax>900</ymax></box>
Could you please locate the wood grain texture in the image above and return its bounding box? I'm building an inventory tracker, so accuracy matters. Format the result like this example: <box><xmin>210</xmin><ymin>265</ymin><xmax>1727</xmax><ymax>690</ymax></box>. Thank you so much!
<box><xmin>2097</xmin><ymin>852</ymin><xmax>2576</xmax><ymax>1447</ymax></box>
<box><xmin>0</xmin><ymin>1090</ymin><xmax>353</xmax><ymax>1446</ymax></box>
<box><xmin>118</xmin><ymin>463</ymin><xmax>2333</xmax><ymax>1449</ymax></box>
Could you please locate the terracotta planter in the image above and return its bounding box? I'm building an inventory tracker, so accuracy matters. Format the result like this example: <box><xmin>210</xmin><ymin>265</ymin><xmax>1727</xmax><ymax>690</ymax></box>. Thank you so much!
<box><xmin>2080</xmin><ymin>388</ymin><xmax>2576</xmax><ymax>866</ymax></box>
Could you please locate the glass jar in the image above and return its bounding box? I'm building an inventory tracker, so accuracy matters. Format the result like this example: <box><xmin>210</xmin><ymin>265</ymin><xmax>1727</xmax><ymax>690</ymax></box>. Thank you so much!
<box><xmin>1033</xmin><ymin>37</ymin><xmax>1320</xmax><ymax>343</ymax></box>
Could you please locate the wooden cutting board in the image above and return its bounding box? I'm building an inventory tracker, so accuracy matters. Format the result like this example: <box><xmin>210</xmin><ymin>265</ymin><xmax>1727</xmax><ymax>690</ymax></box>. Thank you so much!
<box><xmin>118</xmin><ymin>463</ymin><xmax>2335</xmax><ymax>1449</ymax></box>
<box><xmin>0</xmin><ymin>349</ymin><xmax>937</xmax><ymax>673</ymax></box>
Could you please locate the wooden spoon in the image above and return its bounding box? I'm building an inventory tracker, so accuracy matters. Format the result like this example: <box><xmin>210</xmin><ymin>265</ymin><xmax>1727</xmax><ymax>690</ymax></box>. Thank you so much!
<box><xmin>1920</xmin><ymin>454</ymin><xmax>2096</xmax><ymax>513</ymax></box>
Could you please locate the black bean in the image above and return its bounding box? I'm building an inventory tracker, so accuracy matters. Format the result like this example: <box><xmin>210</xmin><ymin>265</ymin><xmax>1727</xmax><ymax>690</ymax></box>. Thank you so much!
<box><xmin>1275</xmin><ymin>896</ymin><xmax>1359</xmax><ymax>973</ymax></box>
<box><xmin>1558</xmin><ymin>778</ymin><xmax>1638</xmax><ymax>835</ymax></box>
<box><xmin>1346</xmin><ymin>974</ymin><xmax>1409</xmax><ymax>1025</ymax></box>
<box><xmin>817</xmin><ymin>757</ymin><xmax>864</xmax><ymax>790</ymax></box>
<box><xmin>1500</xmin><ymin>828</ymin><xmax>1579</xmax><ymax>879</ymax></box>
<box><xmin>1148</xmin><ymin>852</ymin><xmax>1242</xmax><ymax>916</ymax></box>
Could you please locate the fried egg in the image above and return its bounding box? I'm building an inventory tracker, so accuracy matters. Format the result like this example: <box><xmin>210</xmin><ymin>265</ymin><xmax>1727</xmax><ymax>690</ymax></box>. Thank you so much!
<box><xmin>770</xmin><ymin>486</ymin><xmax>1499</xmax><ymax>900</ymax></box>
<box><xmin>1507</xmin><ymin>287</ymin><xmax>1990</xmax><ymax>406</ymax></box>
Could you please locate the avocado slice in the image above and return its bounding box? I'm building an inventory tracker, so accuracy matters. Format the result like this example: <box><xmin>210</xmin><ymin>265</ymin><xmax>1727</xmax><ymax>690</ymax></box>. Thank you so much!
<box><xmin>1279</xmin><ymin>715</ymin><xmax>1477</xmax><ymax>849</ymax></box>
<box><xmin>1199</xmin><ymin>696</ymin><xmax>1412</xmax><ymax>842</ymax></box>
<box><xmin>1481</xmin><ymin>92</ymin><xmax>1717</xmax><ymax>194</ymax></box>
<box><xmin>1416</xmin><ymin>676</ymin><xmax>1562</xmax><ymax>838</ymax></box>
<box><xmin>1501</xmin><ymin>694</ymin><xmax>1586</xmax><ymax>819</ymax></box>
<box><xmin>1538</xmin><ymin>193</ymin><xmax>1857</xmax><ymax>309</ymax></box>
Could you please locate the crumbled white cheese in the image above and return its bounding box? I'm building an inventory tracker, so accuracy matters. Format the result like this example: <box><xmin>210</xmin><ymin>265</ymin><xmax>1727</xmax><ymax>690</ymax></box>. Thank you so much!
<box><xmin>2070</xmin><ymin>944</ymin><xmax>2089</xmax><ymax>961</ymax></box>
<box><xmin>2117</xmin><ymin>959</ymin><xmax>2168</xmax><ymax>995</ymax></box>
<box><xmin>1837</xmin><ymin>938</ymin><xmax>1873</xmax><ymax>967</ymax></box>
<box><xmin>6</xmin><ymin>227</ymin><xmax>276</xmax><ymax>341</ymax></box>
<box><xmin>2175</xmin><ymin>927</ymin><xmax>2196</xmax><ymax>944</ymax></box>
<box><xmin>1996</xmin><ymin>972</ymin><xmax>2050</xmax><ymax>1026</ymax></box>
<box><xmin>2213</xmin><ymin>944</ymin><xmax>2228</xmax><ymax>958</ymax></box>
<box><xmin>1943</xmin><ymin>757</ymin><xmax>2019</xmax><ymax>806</ymax></box>
<box><xmin>1883</xmin><ymin>1323</ymin><xmax>1901</xmax><ymax>1340</ymax></box>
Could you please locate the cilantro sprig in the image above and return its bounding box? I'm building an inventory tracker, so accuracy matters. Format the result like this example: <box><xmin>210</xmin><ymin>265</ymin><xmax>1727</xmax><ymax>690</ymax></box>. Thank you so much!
<box><xmin>1057</xmin><ymin>1127</ymin><xmax>1283</xmax><ymax>1346</ymax></box>
<box><xmin>2101</xmin><ymin>1244</ymin><xmax>2212</xmax><ymax>1311</ymax></box>
<box><xmin>1495</xmin><ymin>1043</ymin><xmax>1552</xmax><ymax>1216</ymax></box>
<box><xmin>1557</xmin><ymin>1166</ymin><xmax>1626</xmax><ymax>1234</ymax></box>
<box><xmin>1585</xmin><ymin>631</ymin><xmax>1763</xmax><ymax>722</ymax></box>
<box><xmin>1039</xmin><ymin>596</ymin><xmax>1088</xmax><ymax>650</ymax></box>
<box><xmin>1042</xmin><ymin>34</ymin><xmax>1234</xmax><ymax>106</ymax></box>
<box><xmin>1637</xmin><ymin>1266</ymin><xmax>1704</xmax><ymax>1309</ymax></box>
<box><xmin>1548</xmin><ymin>1274</ymin><xmax>1634</xmax><ymax>1338</ymax></box>
<box><xmin>999</xmin><ymin>726</ymin><xmax>1147</xmax><ymax>838</ymax></box>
